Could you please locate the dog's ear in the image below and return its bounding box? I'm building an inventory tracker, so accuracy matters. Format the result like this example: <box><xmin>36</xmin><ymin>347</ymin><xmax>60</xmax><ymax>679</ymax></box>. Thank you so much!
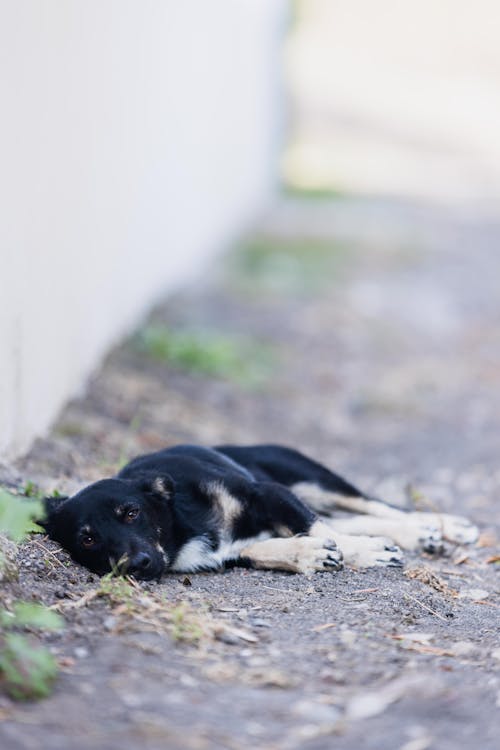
<box><xmin>135</xmin><ymin>474</ymin><xmax>174</xmax><ymax>505</ymax></box>
<box><xmin>37</xmin><ymin>495</ymin><xmax>70</xmax><ymax>534</ymax></box>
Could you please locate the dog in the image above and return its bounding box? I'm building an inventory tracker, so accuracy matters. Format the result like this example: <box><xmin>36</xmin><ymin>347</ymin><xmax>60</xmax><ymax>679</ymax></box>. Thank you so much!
<box><xmin>41</xmin><ymin>444</ymin><xmax>479</xmax><ymax>580</ymax></box>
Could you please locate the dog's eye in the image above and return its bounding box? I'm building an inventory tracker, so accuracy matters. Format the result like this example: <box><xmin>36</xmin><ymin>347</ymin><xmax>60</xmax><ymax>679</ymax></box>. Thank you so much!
<box><xmin>81</xmin><ymin>534</ymin><xmax>95</xmax><ymax>548</ymax></box>
<box><xmin>124</xmin><ymin>508</ymin><xmax>140</xmax><ymax>523</ymax></box>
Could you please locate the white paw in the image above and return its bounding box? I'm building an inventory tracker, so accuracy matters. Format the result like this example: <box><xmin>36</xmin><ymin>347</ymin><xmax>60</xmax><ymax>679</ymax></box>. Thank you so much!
<box><xmin>385</xmin><ymin>518</ymin><xmax>444</xmax><ymax>553</ymax></box>
<box><xmin>410</xmin><ymin>513</ymin><xmax>479</xmax><ymax>546</ymax></box>
<box><xmin>292</xmin><ymin>536</ymin><xmax>344</xmax><ymax>574</ymax></box>
<box><xmin>336</xmin><ymin>534</ymin><xmax>404</xmax><ymax>568</ymax></box>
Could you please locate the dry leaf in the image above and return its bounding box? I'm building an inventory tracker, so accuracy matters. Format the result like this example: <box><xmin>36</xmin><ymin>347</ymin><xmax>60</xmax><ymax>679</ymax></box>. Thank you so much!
<box><xmin>477</xmin><ymin>531</ymin><xmax>497</xmax><ymax>548</ymax></box>
<box><xmin>389</xmin><ymin>632</ymin><xmax>434</xmax><ymax>645</ymax></box>
<box><xmin>404</xmin><ymin>566</ymin><xmax>457</xmax><ymax>596</ymax></box>
<box><xmin>311</xmin><ymin>622</ymin><xmax>336</xmax><ymax>632</ymax></box>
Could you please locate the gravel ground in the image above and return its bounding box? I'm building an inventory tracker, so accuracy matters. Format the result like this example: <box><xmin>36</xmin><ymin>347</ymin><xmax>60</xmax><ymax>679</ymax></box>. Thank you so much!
<box><xmin>1</xmin><ymin>196</ymin><xmax>499</xmax><ymax>749</ymax></box>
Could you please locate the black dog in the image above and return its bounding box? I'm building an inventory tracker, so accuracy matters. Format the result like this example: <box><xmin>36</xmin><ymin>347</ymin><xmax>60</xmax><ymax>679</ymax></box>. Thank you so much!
<box><xmin>41</xmin><ymin>444</ymin><xmax>478</xmax><ymax>580</ymax></box>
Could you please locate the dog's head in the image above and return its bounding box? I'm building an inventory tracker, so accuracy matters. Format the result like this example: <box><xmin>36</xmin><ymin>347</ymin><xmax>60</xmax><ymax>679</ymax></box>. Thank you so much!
<box><xmin>40</xmin><ymin>475</ymin><xmax>174</xmax><ymax>580</ymax></box>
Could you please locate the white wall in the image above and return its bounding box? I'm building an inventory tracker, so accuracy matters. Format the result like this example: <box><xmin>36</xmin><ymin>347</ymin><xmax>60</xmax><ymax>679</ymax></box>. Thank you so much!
<box><xmin>0</xmin><ymin>0</ymin><xmax>285</xmax><ymax>459</ymax></box>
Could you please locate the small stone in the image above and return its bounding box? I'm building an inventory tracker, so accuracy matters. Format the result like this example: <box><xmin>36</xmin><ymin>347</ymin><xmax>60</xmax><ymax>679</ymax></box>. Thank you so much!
<box><xmin>250</xmin><ymin>618</ymin><xmax>271</xmax><ymax>628</ymax></box>
<box><xmin>179</xmin><ymin>674</ymin><xmax>198</xmax><ymax>688</ymax></box>
<box><xmin>292</xmin><ymin>699</ymin><xmax>341</xmax><ymax>724</ymax></box>
<box><xmin>452</xmin><ymin>641</ymin><xmax>477</xmax><ymax>657</ymax></box>
<box><xmin>121</xmin><ymin>693</ymin><xmax>142</xmax><ymax>708</ymax></box>
<box><xmin>74</xmin><ymin>647</ymin><xmax>89</xmax><ymax>659</ymax></box>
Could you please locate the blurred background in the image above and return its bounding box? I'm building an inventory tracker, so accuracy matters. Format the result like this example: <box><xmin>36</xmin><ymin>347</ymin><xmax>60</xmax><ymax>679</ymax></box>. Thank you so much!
<box><xmin>284</xmin><ymin>0</ymin><xmax>500</xmax><ymax>207</ymax></box>
<box><xmin>2</xmin><ymin>0</ymin><xmax>500</xmax><ymax>460</ymax></box>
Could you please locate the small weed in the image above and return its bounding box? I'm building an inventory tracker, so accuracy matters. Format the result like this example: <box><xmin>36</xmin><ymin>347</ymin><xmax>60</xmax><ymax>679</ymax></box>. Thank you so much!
<box><xmin>227</xmin><ymin>235</ymin><xmax>348</xmax><ymax>297</ymax></box>
<box><xmin>98</xmin><ymin>570</ymin><xmax>136</xmax><ymax>609</ymax></box>
<box><xmin>0</xmin><ymin>489</ymin><xmax>64</xmax><ymax>701</ymax></box>
<box><xmin>0</xmin><ymin>487</ymin><xmax>42</xmax><ymax>542</ymax></box>
<box><xmin>0</xmin><ymin>634</ymin><xmax>59</xmax><ymax>701</ymax></box>
<box><xmin>0</xmin><ymin>602</ymin><xmax>63</xmax><ymax>701</ymax></box>
<box><xmin>170</xmin><ymin>603</ymin><xmax>204</xmax><ymax>643</ymax></box>
<box><xmin>21</xmin><ymin>481</ymin><xmax>43</xmax><ymax>500</ymax></box>
<box><xmin>55</xmin><ymin>422</ymin><xmax>85</xmax><ymax>438</ymax></box>
<box><xmin>0</xmin><ymin>602</ymin><xmax>63</xmax><ymax>631</ymax></box>
<box><xmin>134</xmin><ymin>325</ymin><xmax>275</xmax><ymax>386</ymax></box>
<box><xmin>283</xmin><ymin>184</ymin><xmax>348</xmax><ymax>200</ymax></box>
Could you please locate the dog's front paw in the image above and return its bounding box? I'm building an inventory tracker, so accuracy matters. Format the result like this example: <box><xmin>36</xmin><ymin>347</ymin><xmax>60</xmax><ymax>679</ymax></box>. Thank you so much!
<box><xmin>336</xmin><ymin>534</ymin><xmax>404</xmax><ymax>568</ymax></box>
<box><xmin>292</xmin><ymin>537</ymin><xmax>344</xmax><ymax>574</ymax></box>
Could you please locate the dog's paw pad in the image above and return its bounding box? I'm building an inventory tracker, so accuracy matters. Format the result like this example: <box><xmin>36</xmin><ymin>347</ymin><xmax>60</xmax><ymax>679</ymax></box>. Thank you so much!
<box><xmin>294</xmin><ymin>537</ymin><xmax>343</xmax><ymax>574</ymax></box>
<box><xmin>321</xmin><ymin>544</ymin><xmax>343</xmax><ymax>571</ymax></box>
<box><xmin>419</xmin><ymin>528</ymin><xmax>444</xmax><ymax>554</ymax></box>
<box><xmin>412</xmin><ymin>513</ymin><xmax>479</xmax><ymax>547</ymax></box>
<box><xmin>338</xmin><ymin>535</ymin><xmax>405</xmax><ymax>568</ymax></box>
<box><xmin>324</xmin><ymin>538</ymin><xmax>339</xmax><ymax>551</ymax></box>
<box><xmin>374</xmin><ymin>546</ymin><xmax>404</xmax><ymax>568</ymax></box>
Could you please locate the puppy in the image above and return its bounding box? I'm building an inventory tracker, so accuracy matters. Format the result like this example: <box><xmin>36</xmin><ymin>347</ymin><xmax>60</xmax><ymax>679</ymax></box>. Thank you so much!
<box><xmin>41</xmin><ymin>444</ymin><xmax>479</xmax><ymax>580</ymax></box>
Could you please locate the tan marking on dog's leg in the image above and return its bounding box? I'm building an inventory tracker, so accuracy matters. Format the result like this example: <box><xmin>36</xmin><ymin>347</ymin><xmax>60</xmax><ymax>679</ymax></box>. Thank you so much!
<box><xmin>275</xmin><ymin>524</ymin><xmax>294</xmax><ymax>538</ymax></box>
<box><xmin>240</xmin><ymin>536</ymin><xmax>342</xmax><ymax>574</ymax></box>
<box><xmin>291</xmin><ymin>482</ymin><xmax>401</xmax><ymax>518</ymax></box>
<box><xmin>309</xmin><ymin>519</ymin><xmax>337</xmax><ymax>538</ymax></box>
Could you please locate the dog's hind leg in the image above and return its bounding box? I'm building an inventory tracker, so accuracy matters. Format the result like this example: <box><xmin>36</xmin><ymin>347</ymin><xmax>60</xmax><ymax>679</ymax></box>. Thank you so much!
<box><xmin>321</xmin><ymin>515</ymin><xmax>444</xmax><ymax>553</ymax></box>
<box><xmin>217</xmin><ymin>444</ymin><xmax>402</xmax><ymax>518</ymax></box>
<box><xmin>216</xmin><ymin>444</ymin><xmax>365</xmax><ymax>513</ymax></box>
<box><xmin>294</xmin><ymin>484</ymin><xmax>478</xmax><ymax>548</ymax></box>
<box><xmin>217</xmin><ymin>446</ymin><xmax>479</xmax><ymax>550</ymax></box>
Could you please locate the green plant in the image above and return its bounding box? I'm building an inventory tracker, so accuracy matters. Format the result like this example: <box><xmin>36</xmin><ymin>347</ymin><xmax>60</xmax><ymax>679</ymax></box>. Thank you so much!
<box><xmin>169</xmin><ymin>603</ymin><xmax>204</xmax><ymax>643</ymax></box>
<box><xmin>0</xmin><ymin>487</ymin><xmax>42</xmax><ymax>542</ymax></box>
<box><xmin>21</xmin><ymin>480</ymin><xmax>43</xmax><ymax>499</ymax></box>
<box><xmin>283</xmin><ymin>183</ymin><xmax>347</xmax><ymax>200</ymax></box>
<box><xmin>0</xmin><ymin>604</ymin><xmax>63</xmax><ymax>701</ymax></box>
<box><xmin>0</xmin><ymin>487</ymin><xmax>64</xmax><ymax>701</ymax></box>
<box><xmin>228</xmin><ymin>235</ymin><xmax>348</xmax><ymax>297</ymax></box>
<box><xmin>98</xmin><ymin>569</ymin><xmax>136</xmax><ymax>608</ymax></box>
<box><xmin>135</xmin><ymin>325</ymin><xmax>274</xmax><ymax>386</ymax></box>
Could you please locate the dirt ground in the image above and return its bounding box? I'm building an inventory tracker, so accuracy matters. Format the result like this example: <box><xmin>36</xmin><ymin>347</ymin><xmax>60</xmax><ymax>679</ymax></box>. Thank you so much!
<box><xmin>1</xmin><ymin>196</ymin><xmax>500</xmax><ymax>749</ymax></box>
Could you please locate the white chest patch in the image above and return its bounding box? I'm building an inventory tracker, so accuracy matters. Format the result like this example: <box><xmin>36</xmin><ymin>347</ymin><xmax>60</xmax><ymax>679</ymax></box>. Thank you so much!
<box><xmin>170</xmin><ymin>531</ymin><xmax>272</xmax><ymax>573</ymax></box>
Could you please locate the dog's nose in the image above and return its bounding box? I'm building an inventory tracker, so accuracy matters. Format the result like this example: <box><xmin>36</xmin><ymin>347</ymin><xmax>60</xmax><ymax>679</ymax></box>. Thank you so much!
<box><xmin>128</xmin><ymin>551</ymin><xmax>152</xmax><ymax>575</ymax></box>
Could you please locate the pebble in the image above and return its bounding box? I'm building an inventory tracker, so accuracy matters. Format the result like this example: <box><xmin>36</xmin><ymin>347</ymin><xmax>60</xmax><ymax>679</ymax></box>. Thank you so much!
<box><xmin>292</xmin><ymin>699</ymin><xmax>341</xmax><ymax>724</ymax></box>
<box><xmin>452</xmin><ymin>641</ymin><xmax>478</xmax><ymax>657</ymax></box>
